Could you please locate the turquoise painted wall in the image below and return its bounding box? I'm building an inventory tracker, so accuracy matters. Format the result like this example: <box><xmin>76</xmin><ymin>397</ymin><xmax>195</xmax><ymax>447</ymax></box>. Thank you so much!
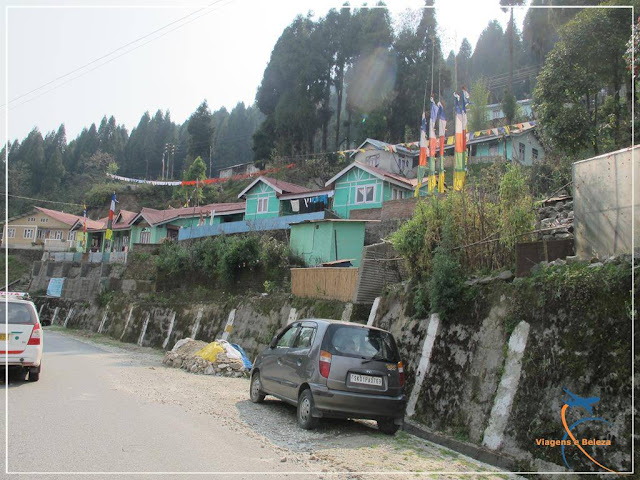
<box><xmin>332</xmin><ymin>168</ymin><xmax>383</xmax><ymax>218</ymax></box>
<box><xmin>244</xmin><ymin>182</ymin><xmax>280</xmax><ymax>220</ymax></box>
<box><xmin>332</xmin><ymin>167</ymin><xmax>413</xmax><ymax>218</ymax></box>
<box><xmin>290</xmin><ymin>221</ymin><xmax>366</xmax><ymax>267</ymax></box>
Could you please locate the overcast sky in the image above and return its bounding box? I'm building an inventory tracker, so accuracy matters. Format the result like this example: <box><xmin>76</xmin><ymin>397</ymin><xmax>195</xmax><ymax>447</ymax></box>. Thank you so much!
<box><xmin>0</xmin><ymin>0</ymin><xmax>527</xmax><ymax>146</ymax></box>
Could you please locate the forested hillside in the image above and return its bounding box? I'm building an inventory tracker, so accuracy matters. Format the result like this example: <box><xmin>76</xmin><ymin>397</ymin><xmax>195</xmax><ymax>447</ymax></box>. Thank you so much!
<box><xmin>2</xmin><ymin>0</ymin><xmax>636</xmax><ymax>219</ymax></box>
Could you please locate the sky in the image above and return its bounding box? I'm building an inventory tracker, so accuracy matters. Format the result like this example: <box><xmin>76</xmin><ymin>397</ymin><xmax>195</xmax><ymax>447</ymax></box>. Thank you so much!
<box><xmin>0</xmin><ymin>0</ymin><xmax>528</xmax><ymax>146</ymax></box>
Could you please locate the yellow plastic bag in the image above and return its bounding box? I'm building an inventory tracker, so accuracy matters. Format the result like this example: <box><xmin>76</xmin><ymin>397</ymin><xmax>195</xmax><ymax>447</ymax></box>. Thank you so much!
<box><xmin>195</xmin><ymin>342</ymin><xmax>224</xmax><ymax>362</ymax></box>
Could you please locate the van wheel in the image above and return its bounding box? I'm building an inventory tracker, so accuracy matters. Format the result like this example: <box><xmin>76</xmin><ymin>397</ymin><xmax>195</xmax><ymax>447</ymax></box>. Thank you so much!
<box><xmin>297</xmin><ymin>389</ymin><xmax>319</xmax><ymax>430</ymax></box>
<box><xmin>28</xmin><ymin>365</ymin><xmax>40</xmax><ymax>382</ymax></box>
<box><xmin>249</xmin><ymin>372</ymin><xmax>265</xmax><ymax>403</ymax></box>
<box><xmin>377</xmin><ymin>418</ymin><xmax>400</xmax><ymax>435</ymax></box>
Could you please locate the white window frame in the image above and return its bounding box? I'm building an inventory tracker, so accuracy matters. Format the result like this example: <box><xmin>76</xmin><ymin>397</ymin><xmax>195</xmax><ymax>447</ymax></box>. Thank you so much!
<box><xmin>140</xmin><ymin>231</ymin><xmax>151</xmax><ymax>244</ymax></box>
<box><xmin>257</xmin><ymin>197</ymin><xmax>269</xmax><ymax>213</ymax></box>
<box><xmin>40</xmin><ymin>217</ymin><xmax>48</xmax><ymax>223</ymax></box>
<box><xmin>355</xmin><ymin>184</ymin><xmax>376</xmax><ymax>204</ymax></box>
<box><xmin>23</xmin><ymin>228</ymin><xmax>35</xmax><ymax>240</ymax></box>
<box><xmin>365</xmin><ymin>154</ymin><xmax>380</xmax><ymax>167</ymax></box>
<box><xmin>53</xmin><ymin>230</ymin><xmax>63</xmax><ymax>240</ymax></box>
<box><xmin>7</xmin><ymin>228</ymin><xmax>15</xmax><ymax>238</ymax></box>
<box><xmin>28</xmin><ymin>217</ymin><xmax>36</xmax><ymax>222</ymax></box>
<box><xmin>68</xmin><ymin>231</ymin><xmax>77</xmax><ymax>241</ymax></box>
<box><xmin>391</xmin><ymin>188</ymin><xmax>404</xmax><ymax>200</ymax></box>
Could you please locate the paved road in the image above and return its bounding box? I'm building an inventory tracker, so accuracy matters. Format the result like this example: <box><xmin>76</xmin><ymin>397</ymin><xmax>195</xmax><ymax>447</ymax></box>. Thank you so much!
<box><xmin>0</xmin><ymin>331</ymin><xmax>317</xmax><ymax>479</ymax></box>
<box><xmin>0</xmin><ymin>330</ymin><xmax>511</xmax><ymax>480</ymax></box>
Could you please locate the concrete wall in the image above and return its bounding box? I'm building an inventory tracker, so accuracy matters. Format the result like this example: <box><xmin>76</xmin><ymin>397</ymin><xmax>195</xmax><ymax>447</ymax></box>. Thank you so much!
<box><xmin>573</xmin><ymin>145</ymin><xmax>639</xmax><ymax>258</ymax></box>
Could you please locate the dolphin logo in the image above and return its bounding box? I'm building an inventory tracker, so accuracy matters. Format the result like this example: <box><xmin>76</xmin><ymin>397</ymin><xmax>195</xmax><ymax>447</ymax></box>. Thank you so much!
<box><xmin>563</xmin><ymin>388</ymin><xmax>600</xmax><ymax>415</ymax></box>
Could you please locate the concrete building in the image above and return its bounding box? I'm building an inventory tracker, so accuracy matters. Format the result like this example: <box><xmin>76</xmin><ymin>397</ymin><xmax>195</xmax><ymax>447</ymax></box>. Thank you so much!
<box><xmin>218</xmin><ymin>162</ymin><xmax>260</xmax><ymax>179</ymax></box>
<box><xmin>351</xmin><ymin>138</ymin><xmax>419</xmax><ymax>178</ymax></box>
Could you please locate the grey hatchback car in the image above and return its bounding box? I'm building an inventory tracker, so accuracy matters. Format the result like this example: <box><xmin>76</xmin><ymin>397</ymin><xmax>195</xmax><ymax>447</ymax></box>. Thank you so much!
<box><xmin>249</xmin><ymin>319</ymin><xmax>406</xmax><ymax>434</ymax></box>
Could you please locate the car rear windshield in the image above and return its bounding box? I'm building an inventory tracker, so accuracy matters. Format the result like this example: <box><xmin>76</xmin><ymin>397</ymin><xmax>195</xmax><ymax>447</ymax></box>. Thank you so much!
<box><xmin>5</xmin><ymin>303</ymin><xmax>36</xmax><ymax>325</ymax></box>
<box><xmin>323</xmin><ymin>325</ymin><xmax>399</xmax><ymax>362</ymax></box>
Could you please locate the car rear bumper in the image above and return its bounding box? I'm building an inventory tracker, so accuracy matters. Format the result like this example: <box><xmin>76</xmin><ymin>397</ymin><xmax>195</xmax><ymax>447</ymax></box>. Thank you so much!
<box><xmin>0</xmin><ymin>352</ymin><xmax>41</xmax><ymax>368</ymax></box>
<box><xmin>310</xmin><ymin>383</ymin><xmax>406</xmax><ymax>421</ymax></box>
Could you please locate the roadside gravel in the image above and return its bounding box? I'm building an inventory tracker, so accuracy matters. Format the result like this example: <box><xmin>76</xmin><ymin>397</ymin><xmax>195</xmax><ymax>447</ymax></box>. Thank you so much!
<box><xmin>56</xmin><ymin>328</ymin><xmax>518</xmax><ymax>480</ymax></box>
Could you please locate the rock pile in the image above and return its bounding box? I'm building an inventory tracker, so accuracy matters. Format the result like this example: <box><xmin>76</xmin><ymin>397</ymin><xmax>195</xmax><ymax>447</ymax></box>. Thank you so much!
<box><xmin>162</xmin><ymin>339</ymin><xmax>247</xmax><ymax>378</ymax></box>
<box><xmin>537</xmin><ymin>195</ymin><xmax>574</xmax><ymax>241</ymax></box>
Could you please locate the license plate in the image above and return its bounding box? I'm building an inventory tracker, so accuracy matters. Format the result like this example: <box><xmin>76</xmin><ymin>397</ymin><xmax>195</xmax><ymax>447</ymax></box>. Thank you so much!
<box><xmin>350</xmin><ymin>373</ymin><xmax>382</xmax><ymax>386</ymax></box>
<box><xmin>0</xmin><ymin>334</ymin><xmax>5</xmax><ymax>341</ymax></box>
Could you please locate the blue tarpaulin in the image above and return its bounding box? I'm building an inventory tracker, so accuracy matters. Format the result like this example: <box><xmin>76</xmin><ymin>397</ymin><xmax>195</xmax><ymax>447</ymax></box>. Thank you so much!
<box><xmin>231</xmin><ymin>343</ymin><xmax>253</xmax><ymax>369</ymax></box>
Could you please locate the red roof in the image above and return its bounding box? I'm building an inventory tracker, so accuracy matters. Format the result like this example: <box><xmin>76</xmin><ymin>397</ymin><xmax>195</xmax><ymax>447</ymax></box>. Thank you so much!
<box><xmin>34</xmin><ymin>206</ymin><xmax>104</xmax><ymax>230</ymax></box>
<box><xmin>139</xmin><ymin>202</ymin><xmax>246</xmax><ymax>226</ymax></box>
<box><xmin>261</xmin><ymin>177</ymin><xmax>311</xmax><ymax>195</ymax></box>
<box><xmin>34</xmin><ymin>207</ymin><xmax>81</xmax><ymax>227</ymax></box>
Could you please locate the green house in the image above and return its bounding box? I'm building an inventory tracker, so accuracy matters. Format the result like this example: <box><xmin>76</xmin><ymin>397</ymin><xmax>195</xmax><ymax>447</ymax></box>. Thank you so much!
<box><xmin>289</xmin><ymin>219</ymin><xmax>367</xmax><ymax>267</ymax></box>
<box><xmin>238</xmin><ymin>176</ymin><xmax>313</xmax><ymax>219</ymax></box>
<box><xmin>325</xmin><ymin>162</ymin><xmax>414</xmax><ymax>219</ymax></box>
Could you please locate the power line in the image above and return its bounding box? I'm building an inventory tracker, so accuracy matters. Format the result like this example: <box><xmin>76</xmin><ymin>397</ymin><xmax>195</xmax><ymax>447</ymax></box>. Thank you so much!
<box><xmin>2</xmin><ymin>193</ymin><xmax>98</xmax><ymax>209</ymax></box>
<box><xmin>6</xmin><ymin>0</ymin><xmax>237</xmax><ymax>110</ymax></box>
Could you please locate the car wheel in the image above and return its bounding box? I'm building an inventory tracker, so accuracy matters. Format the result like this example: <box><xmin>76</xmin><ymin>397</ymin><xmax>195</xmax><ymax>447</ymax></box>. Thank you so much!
<box><xmin>28</xmin><ymin>365</ymin><xmax>40</xmax><ymax>382</ymax></box>
<box><xmin>377</xmin><ymin>418</ymin><xmax>400</xmax><ymax>435</ymax></box>
<box><xmin>249</xmin><ymin>372</ymin><xmax>265</xmax><ymax>403</ymax></box>
<box><xmin>297</xmin><ymin>389</ymin><xmax>319</xmax><ymax>430</ymax></box>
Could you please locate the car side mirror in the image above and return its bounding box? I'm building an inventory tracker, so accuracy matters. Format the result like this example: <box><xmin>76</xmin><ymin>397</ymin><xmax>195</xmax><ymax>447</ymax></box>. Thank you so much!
<box><xmin>269</xmin><ymin>336</ymin><xmax>278</xmax><ymax>349</ymax></box>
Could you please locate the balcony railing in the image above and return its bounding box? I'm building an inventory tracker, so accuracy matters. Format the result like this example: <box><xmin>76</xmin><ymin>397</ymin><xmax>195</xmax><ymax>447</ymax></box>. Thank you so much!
<box><xmin>178</xmin><ymin>211</ymin><xmax>327</xmax><ymax>241</ymax></box>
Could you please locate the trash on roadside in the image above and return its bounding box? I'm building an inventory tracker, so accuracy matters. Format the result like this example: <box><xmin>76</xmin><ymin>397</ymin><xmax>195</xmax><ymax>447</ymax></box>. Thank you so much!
<box><xmin>163</xmin><ymin>338</ymin><xmax>249</xmax><ymax>378</ymax></box>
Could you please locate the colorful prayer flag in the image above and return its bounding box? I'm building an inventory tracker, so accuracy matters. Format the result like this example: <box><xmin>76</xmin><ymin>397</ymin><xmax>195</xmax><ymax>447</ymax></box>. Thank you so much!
<box><xmin>105</xmin><ymin>192</ymin><xmax>116</xmax><ymax>241</ymax></box>
<box><xmin>414</xmin><ymin>111</ymin><xmax>428</xmax><ymax>197</ymax></box>
<box><xmin>453</xmin><ymin>92</ymin><xmax>465</xmax><ymax>191</ymax></box>
<box><xmin>428</xmin><ymin>97</ymin><xmax>438</xmax><ymax>193</ymax></box>
<box><xmin>437</xmin><ymin>101</ymin><xmax>447</xmax><ymax>194</ymax></box>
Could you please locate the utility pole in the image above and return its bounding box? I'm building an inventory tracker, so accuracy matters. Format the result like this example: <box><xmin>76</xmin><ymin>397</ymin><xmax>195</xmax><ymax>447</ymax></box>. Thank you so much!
<box><xmin>209</xmin><ymin>144</ymin><xmax>213</xmax><ymax>178</ymax></box>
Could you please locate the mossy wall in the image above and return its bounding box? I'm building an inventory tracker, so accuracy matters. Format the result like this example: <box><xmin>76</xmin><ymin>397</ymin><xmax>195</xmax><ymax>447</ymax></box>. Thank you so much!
<box><xmin>35</xmin><ymin>292</ymin><xmax>349</xmax><ymax>364</ymax></box>
<box><xmin>373</xmin><ymin>261</ymin><xmax>634</xmax><ymax>473</ymax></box>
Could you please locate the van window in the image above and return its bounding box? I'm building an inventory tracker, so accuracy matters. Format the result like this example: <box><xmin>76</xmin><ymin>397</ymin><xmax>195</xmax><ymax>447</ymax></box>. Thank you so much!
<box><xmin>6</xmin><ymin>303</ymin><xmax>36</xmax><ymax>325</ymax></box>
<box><xmin>323</xmin><ymin>325</ymin><xmax>399</xmax><ymax>361</ymax></box>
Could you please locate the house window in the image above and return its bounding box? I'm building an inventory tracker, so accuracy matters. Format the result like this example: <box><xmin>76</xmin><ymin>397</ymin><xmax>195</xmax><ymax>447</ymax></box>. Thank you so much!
<box><xmin>532</xmin><ymin>148</ymin><xmax>539</xmax><ymax>161</ymax></box>
<box><xmin>28</xmin><ymin>217</ymin><xmax>35</xmax><ymax>222</ymax></box>
<box><xmin>23</xmin><ymin>228</ymin><xmax>34</xmax><ymax>239</ymax></box>
<box><xmin>518</xmin><ymin>142</ymin><xmax>526</xmax><ymax>161</ymax></box>
<box><xmin>7</xmin><ymin>228</ymin><xmax>15</xmax><ymax>238</ymax></box>
<box><xmin>68</xmin><ymin>231</ymin><xmax>77</xmax><ymax>241</ymax></box>
<box><xmin>53</xmin><ymin>230</ymin><xmax>63</xmax><ymax>240</ymax></box>
<box><xmin>40</xmin><ymin>218</ymin><xmax>48</xmax><ymax>223</ymax></box>
<box><xmin>37</xmin><ymin>229</ymin><xmax>48</xmax><ymax>239</ymax></box>
<box><xmin>391</xmin><ymin>188</ymin><xmax>404</xmax><ymax>200</ymax></box>
<box><xmin>257</xmin><ymin>197</ymin><xmax>269</xmax><ymax>213</ymax></box>
<box><xmin>365</xmin><ymin>154</ymin><xmax>380</xmax><ymax>167</ymax></box>
<box><xmin>140</xmin><ymin>231</ymin><xmax>151</xmax><ymax>244</ymax></box>
<box><xmin>355</xmin><ymin>185</ymin><xmax>376</xmax><ymax>204</ymax></box>
<box><xmin>398</xmin><ymin>158</ymin><xmax>410</xmax><ymax>170</ymax></box>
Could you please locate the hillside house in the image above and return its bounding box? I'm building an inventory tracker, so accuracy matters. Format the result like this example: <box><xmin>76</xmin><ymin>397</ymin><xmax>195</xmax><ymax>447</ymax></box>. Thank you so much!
<box><xmin>1</xmin><ymin>207</ymin><xmax>102</xmax><ymax>251</ymax></box>
<box><xmin>325</xmin><ymin>162</ymin><xmax>415</xmax><ymax>219</ymax></box>
<box><xmin>218</xmin><ymin>162</ymin><xmax>260</xmax><ymax>179</ymax></box>
<box><xmin>351</xmin><ymin>138</ymin><xmax>419</xmax><ymax>178</ymax></box>
<box><xmin>443</xmin><ymin>121</ymin><xmax>544</xmax><ymax>165</ymax></box>
<box><xmin>237</xmin><ymin>176</ymin><xmax>314</xmax><ymax>219</ymax></box>
<box><xmin>289</xmin><ymin>219</ymin><xmax>367</xmax><ymax>267</ymax></box>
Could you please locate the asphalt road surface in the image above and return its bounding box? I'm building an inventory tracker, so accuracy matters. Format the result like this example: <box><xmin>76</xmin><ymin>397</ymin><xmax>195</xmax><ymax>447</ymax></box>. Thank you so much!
<box><xmin>0</xmin><ymin>330</ymin><xmax>511</xmax><ymax>480</ymax></box>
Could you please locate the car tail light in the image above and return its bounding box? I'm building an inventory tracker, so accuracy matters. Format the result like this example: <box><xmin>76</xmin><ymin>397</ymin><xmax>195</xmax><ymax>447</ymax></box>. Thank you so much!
<box><xmin>319</xmin><ymin>350</ymin><xmax>332</xmax><ymax>378</ymax></box>
<box><xmin>27</xmin><ymin>323</ymin><xmax>41</xmax><ymax>346</ymax></box>
<box><xmin>398</xmin><ymin>361</ymin><xmax>405</xmax><ymax>386</ymax></box>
